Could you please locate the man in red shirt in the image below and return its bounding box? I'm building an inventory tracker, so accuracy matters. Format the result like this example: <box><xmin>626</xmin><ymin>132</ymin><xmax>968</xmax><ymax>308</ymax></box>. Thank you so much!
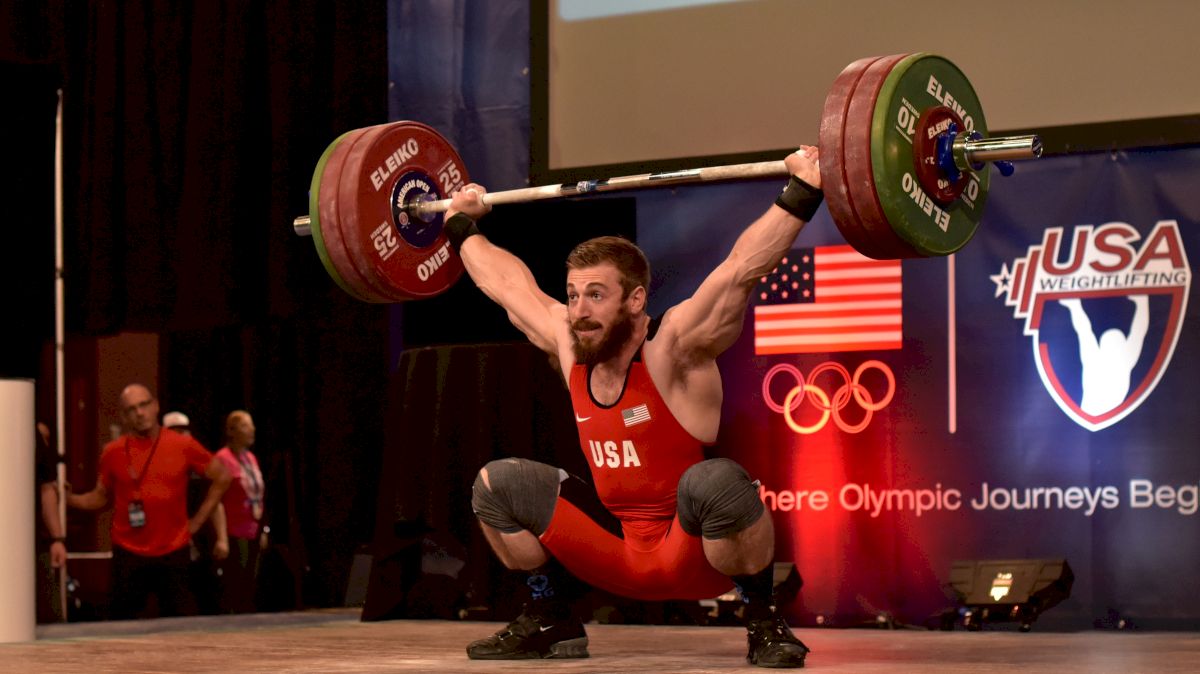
<box><xmin>69</xmin><ymin>384</ymin><xmax>232</xmax><ymax>619</ymax></box>
<box><xmin>444</xmin><ymin>148</ymin><xmax>822</xmax><ymax>667</ymax></box>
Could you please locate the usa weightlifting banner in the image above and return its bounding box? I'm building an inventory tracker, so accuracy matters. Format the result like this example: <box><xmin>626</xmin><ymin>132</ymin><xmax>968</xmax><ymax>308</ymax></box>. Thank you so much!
<box><xmin>617</xmin><ymin>146</ymin><xmax>1200</xmax><ymax>628</ymax></box>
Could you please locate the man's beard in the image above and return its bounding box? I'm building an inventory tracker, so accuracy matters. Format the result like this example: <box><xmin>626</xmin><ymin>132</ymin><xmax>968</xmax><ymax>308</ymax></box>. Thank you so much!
<box><xmin>571</xmin><ymin>307</ymin><xmax>635</xmax><ymax>365</ymax></box>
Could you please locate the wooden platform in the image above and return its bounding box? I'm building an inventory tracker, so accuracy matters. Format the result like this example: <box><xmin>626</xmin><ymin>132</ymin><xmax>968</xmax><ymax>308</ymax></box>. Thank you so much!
<box><xmin>5</xmin><ymin>609</ymin><xmax>1199</xmax><ymax>673</ymax></box>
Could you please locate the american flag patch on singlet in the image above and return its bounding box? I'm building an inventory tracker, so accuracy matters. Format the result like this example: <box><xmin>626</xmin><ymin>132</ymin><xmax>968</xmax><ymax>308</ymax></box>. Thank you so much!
<box><xmin>621</xmin><ymin>403</ymin><xmax>651</xmax><ymax>427</ymax></box>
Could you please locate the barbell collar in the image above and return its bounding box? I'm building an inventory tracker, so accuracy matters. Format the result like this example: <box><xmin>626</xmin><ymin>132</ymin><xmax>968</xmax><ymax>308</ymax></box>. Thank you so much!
<box><xmin>956</xmin><ymin>134</ymin><xmax>1042</xmax><ymax>171</ymax></box>
<box><xmin>294</xmin><ymin>215</ymin><xmax>311</xmax><ymax>237</ymax></box>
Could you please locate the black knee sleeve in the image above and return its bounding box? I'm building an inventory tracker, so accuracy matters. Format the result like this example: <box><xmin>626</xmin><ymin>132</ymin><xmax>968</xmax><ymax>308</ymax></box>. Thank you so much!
<box><xmin>677</xmin><ymin>458</ymin><xmax>765</xmax><ymax>539</ymax></box>
<box><xmin>471</xmin><ymin>458</ymin><xmax>566</xmax><ymax>536</ymax></box>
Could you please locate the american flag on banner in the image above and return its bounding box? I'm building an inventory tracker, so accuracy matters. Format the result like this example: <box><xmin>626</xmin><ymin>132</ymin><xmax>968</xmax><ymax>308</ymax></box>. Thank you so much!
<box><xmin>752</xmin><ymin>245</ymin><xmax>902</xmax><ymax>354</ymax></box>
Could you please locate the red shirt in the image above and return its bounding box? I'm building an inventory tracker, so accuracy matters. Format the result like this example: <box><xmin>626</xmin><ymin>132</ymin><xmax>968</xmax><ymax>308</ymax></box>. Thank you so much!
<box><xmin>98</xmin><ymin>428</ymin><xmax>213</xmax><ymax>556</ymax></box>
<box><xmin>568</xmin><ymin>347</ymin><xmax>709</xmax><ymax>544</ymax></box>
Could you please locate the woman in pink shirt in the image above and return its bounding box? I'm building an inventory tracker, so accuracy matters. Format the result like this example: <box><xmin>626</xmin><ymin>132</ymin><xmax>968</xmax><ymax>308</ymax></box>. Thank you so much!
<box><xmin>214</xmin><ymin>410</ymin><xmax>267</xmax><ymax>613</ymax></box>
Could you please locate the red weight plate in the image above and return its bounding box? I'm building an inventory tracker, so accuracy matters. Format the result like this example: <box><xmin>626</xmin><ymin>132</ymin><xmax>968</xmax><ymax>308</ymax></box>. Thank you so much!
<box><xmin>309</xmin><ymin>131</ymin><xmax>368</xmax><ymax>300</ymax></box>
<box><xmin>317</xmin><ymin>127</ymin><xmax>392</xmax><ymax>302</ymax></box>
<box><xmin>819</xmin><ymin>55</ymin><xmax>890</xmax><ymax>259</ymax></box>
<box><xmin>329</xmin><ymin>123</ymin><xmax>410</xmax><ymax>302</ymax></box>
<box><xmin>337</xmin><ymin>121</ymin><xmax>468</xmax><ymax>302</ymax></box>
<box><xmin>912</xmin><ymin>105</ymin><xmax>968</xmax><ymax>205</ymax></box>
<box><xmin>843</xmin><ymin>53</ymin><xmax>925</xmax><ymax>259</ymax></box>
<box><xmin>318</xmin><ymin>126</ymin><xmax>393</xmax><ymax>302</ymax></box>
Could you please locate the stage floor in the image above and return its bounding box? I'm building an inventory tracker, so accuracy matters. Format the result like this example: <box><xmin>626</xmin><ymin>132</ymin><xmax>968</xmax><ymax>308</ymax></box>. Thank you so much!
<box><xmin>5</xmin><ymin>609</ymin><xmax>1199</xmax><ymax>673</ymax></box>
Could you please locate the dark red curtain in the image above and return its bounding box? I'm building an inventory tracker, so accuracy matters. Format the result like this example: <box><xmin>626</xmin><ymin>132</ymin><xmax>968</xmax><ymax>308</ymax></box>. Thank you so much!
<box><xmin>51</xmin><ymin>0</ymin><xmax>386</xmax><ymax>333</ymax></box>
<box><xmin>3</xmin><ymin>0</ymin><xmax>391</xmax><ymax>608</ymax></box>
<box><xmin>0</xmin><ymin>60</ymin><xmax>58</xmax><ymax>380</ymax></box>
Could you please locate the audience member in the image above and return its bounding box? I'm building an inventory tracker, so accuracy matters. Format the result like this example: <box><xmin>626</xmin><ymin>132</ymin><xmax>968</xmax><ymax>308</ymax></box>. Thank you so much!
<box><xmin>214</xmin><ymin>410</ymin><xmax>268</xmax><ymax>613</ymax></box>
<box><xmin>36</xmin><ymin>421</ymin><xmax>67</xmax><ymax>622</ymax></box>
<box><xmin>67</xmin><ymin>384</ymin><xmax>232</xmax><ymax>619</ymax></box>
<box><xmin>163</xmin><ymin>411</ymin><xmax>191</xmax><ymax>434</ymax></box>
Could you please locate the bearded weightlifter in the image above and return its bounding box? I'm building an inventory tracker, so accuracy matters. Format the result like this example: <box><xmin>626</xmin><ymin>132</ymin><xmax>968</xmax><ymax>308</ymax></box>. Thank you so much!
<box><xmin>445</xmin><ymin>146</ymin><xmax>822</xmax><ymax>668</ymax></box>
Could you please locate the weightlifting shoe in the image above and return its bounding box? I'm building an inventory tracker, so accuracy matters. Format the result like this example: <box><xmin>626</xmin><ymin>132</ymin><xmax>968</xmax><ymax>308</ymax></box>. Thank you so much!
<box><xmin>466</xmin><ymin>606</ymin><xmax>589</xmax><ymax>660</ymax></box>
<box><xmin>745</xmin><ymin>611</ymin><xmax>810</xmax><ymax>668</ymax></box>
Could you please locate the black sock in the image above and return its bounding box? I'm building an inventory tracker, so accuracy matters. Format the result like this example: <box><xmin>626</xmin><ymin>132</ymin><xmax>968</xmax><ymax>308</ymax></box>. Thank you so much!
<box><xmin>525</xmin><ymin>557</ymin><xmax>577</xmax><ymax>620</ymax></box>
<box><xmin>732</xmin><ymin>562</ymin><xmax>776</xmax><ymax>620</ymax></box>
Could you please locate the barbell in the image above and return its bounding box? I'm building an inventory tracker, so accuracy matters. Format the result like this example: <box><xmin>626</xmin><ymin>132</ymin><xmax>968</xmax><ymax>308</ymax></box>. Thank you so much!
<box><xmin>294</xmin><ymin>52</ymin><xmax>1042</xmax><ymax>303</ymax></box>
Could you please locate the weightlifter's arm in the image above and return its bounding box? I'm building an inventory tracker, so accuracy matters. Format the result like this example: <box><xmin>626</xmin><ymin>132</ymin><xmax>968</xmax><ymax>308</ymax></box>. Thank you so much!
<box><xmin>445</xmin><ymin>184</ymin><xmax>567</xmax><ymax>354</ymax></box>
<box><xmin>656</xmin><ymin>147</ymin><xmax>823</xmax><ymax>361</ymax></box>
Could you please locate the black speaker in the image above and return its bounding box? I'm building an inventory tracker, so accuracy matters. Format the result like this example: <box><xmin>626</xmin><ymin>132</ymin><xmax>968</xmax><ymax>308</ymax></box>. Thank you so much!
<box><xmin>948</xmin><ymin>558</ymin><xmax>1074</xmax><ymax>631</ymax></box>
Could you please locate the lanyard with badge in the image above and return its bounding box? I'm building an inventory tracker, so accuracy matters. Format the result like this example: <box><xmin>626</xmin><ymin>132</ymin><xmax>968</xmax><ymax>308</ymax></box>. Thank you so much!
<box><xmin>237</xmin><ymin>452</ymin><xmax>264</xmax><ymax>521</ymax></box>
<box><xmin>124</xmin><ymin>431</ymin><xmax>162</xmax><ymax>528</ymax></box>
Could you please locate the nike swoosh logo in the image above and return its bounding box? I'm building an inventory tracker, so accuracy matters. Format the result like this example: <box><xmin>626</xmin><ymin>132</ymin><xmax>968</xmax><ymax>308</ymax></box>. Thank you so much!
<box><xmin>539</xmin><ymin>625</ymin><xmax>556</xmax><ymax>632</ymax></box>
<box><xmin>575</xmin><ymin>415</ymin><xmax>591</xmax><ymax>423</ymax></box>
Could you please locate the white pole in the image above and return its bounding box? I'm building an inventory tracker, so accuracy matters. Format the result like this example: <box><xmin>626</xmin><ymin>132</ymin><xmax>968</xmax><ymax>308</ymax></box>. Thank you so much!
<box><xmin>54</xmin><ymin>88</ymin><xmax>68</xmax><ymax>619</ymax></box>
<box><xmin>947</xmin><ymin>254</ymin><xmax>957</xmax><ymax>434</ymax></box>
<box><xmin>0</xmin><ymin>379</ymin><xmax>37</xmax><ymax>642</ymax></box>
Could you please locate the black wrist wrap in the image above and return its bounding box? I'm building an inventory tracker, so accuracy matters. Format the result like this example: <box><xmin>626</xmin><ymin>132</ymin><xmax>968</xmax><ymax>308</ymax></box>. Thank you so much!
<box><xmin>444</xmin><ymin>213</ymin><xmax>481</xmax><ymax>251</ymax></box>
<box><xmin>774</xmin><ymin>175</ymin><xmax>824</xmax><ymax>221</ymax></box>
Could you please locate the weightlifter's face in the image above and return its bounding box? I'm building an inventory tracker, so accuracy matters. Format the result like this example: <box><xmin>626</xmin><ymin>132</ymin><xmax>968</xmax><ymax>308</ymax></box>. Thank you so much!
<box><xmin>567</xmin><ymin>263</ymin><xmax>637</xmax><ymax>364</ymax></box>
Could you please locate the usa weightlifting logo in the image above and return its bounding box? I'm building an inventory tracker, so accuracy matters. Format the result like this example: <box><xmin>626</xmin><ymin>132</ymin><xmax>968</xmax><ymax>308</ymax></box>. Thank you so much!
<box><xmin>991</xmin><ymin>220</ymin><xmax>1191</xmax><ymax>431</ymax></box>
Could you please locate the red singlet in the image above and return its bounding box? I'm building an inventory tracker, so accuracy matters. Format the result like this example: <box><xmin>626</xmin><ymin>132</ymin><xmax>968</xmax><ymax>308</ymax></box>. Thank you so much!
<box><xmin>538</xmin><ymin>345</ymin><xmax>732</xmax><ymax>601</ymax></box>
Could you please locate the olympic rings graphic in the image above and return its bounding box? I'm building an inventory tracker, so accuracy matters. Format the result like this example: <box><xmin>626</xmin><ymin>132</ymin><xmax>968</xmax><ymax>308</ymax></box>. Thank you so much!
<box><xmin>761</xmin><ymin>360</ymin><xmax>896</xmax><ymax>434</ymax></box>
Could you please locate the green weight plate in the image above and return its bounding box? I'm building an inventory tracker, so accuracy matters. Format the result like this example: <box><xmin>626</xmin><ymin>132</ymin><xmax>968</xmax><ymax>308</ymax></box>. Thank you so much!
<box><xmin>871</xmin><ymin>53</ymin><xmax>989</xmax><ymax>256</ymax></box>
<box><xmin>843</xmin><ymin>53</ymin><xmax>924</xmax><ymax>259</ymax></box>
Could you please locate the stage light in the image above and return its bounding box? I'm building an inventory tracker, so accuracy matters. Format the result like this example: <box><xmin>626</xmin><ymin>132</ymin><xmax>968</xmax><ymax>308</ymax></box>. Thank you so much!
<box><xmin>948</xmin><ymin>558</ymin><xmax>1074</xmax><ymax>632</ymax></box>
